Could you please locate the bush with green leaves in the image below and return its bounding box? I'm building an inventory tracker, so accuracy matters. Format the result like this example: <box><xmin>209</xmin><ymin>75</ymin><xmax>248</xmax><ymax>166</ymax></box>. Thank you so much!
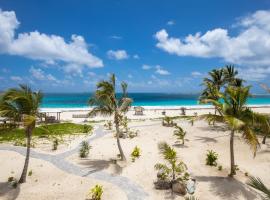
<box><xmin>185</xmin><ymin>196</ymin><xmax>199</xmax><ymax>200</ymax></box>
<box><xmin>206</xmin><ymin>150</ymin><xmax>218</xmax><ymax>166</ymax></box>
<box><xmin>52</xmin><ymin>138</ymin><xmax>59</xmax><ymax>150</ymax></box>
<box><xmin>8</xmin><ymin>176</ymin><xmax>14</xmax><ymax>182</ymax></box>
<box><xmin>162</xmin><ymin>116</ymin><xmax>175</xmax><ymax>127</ymax></box>
<box><xmin>83</xmin><ymin>124</ymin><xmax>92</xmax><ymax>133</ymax></box>
<box><xmin>155</xmin><ymin>142</ymin><xmax>188</xmax><ymax>182</ymax></box>
<box><xmin>79</xmin><ymin>141</ymin><xmax>91</xmax><ymax>158</ymax></box>
<box><xmin>88</xmin><ymin>184</ymin><xmax>103</xmax><ymax>200</ymax></box>
<box><xmin>131</xmin><ymin>146</ymin><xmax>141</xmax><ymax>162</ymax></box>
<box><xmin>28</xmin><ymin>170</ymin><xmax>33</xmax><ymax>176</ymax></box>
<box><xmin>218</xmin><ymin>165</ymin><xmax>222</xmax><ymax>171</ymax></box>
<box><xmin>174</xmin><ymin>125</ymin><xmax>186</xmax><ymax>144</ymax></box>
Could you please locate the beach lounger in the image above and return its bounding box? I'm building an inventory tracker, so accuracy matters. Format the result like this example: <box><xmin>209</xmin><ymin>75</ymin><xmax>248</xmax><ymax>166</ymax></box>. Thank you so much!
<box><xmin>134</xmin><ymin>106</ymin><xmax>144</xmax><ymax>115</ymax></box>
<box><xmin>72</xmin><ymin>114</ymin><xmax>90</xmax><ymax>118</ymax></box>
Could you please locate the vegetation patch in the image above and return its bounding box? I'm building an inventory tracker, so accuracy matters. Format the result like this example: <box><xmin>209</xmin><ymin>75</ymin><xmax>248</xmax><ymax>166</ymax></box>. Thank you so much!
<box><xmin>0</xmin><ymin>123</ymin><xmax>93</xmax><ymax>143</ymax></box>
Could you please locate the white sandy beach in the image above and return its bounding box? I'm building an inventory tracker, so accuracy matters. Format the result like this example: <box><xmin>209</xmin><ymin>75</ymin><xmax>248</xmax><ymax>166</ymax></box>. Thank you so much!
<box><xmin>1</xmin><ymin>106</ymin><xmax>270</xmax><ymax>200</ymax></box>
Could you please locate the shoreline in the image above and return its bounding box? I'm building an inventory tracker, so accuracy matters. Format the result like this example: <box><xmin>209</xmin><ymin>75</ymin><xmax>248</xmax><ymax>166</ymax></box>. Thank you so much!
<box><xmin>40</xmin><ymin>104</ymin><xmax>270</xmax><ymax>112</ymax></box>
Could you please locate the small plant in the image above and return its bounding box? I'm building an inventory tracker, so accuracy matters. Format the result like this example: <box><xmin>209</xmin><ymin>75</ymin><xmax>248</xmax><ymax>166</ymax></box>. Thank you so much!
<box><xmin>52</xmin><ymin>138</ymin><xmax>59</xmax><ymax>150</ymax></box>
<box><xmin>11</xmin><ymin>180</ymin><xmax>18</xmax><ymax>188</ymax></box>
<box><xmin>79</xmin><ymin>141</ymin><xmax>91</xmax><ymax>158</ymax></box>
<box><xmin>218</xmin><ymin>165</ymin><xmax>223</xmax><ymax>171</ymax></box>
<box><xmin>8</xmin><ymin>176</ymin><xmax>14</xmax><ymax>182</ymax></box>
<box><xmin>185</xmin><ymin>196</ymin><xmax>199</xmax><ymax>200</ymax></box>
<box><xmin>131</xmin><ymin>146</ymin><xmax>141</xmax><ymax>162</ymax></box>
<box><xmin>245</xmin><ymin>172</ymin><xmax>249</xmax><ymax>177</ymax></box>
<box><xmin>83</xmin><ymin>124</ymin><xmax>92</xmax><ymax>133</ymax></box>
<box><xmin>88</xmin><ymin>184</ymin><xmax>103</xmax><ymax>200</ymax></box>
<box><xmin>162</xmin><ymin>116</ymin><xmax>175</xmax><ymax>127</ymax></box>
<box><xmin>128</xmin><ymin>130</ymin><xmax>139</xmax><ymax>138</ymax></box>
<box><xmin>155</xmin><ymin>142</ymin><xmax>188</xmax><ymax>181</ymax></box>
<box><xmin>28</xmin><ymin>170</ymin><xmax>33</xmax><ymax>176</ymax></box>
<box><xmin>174</xmin><ymin>125</ymin><xmax>186</xmax><ymax>144</ymax></box>
<box><xmin>206</xmin><ymin>150</ymin><xmax>218</xmax><ymax>166</ymax></box>
<box><xmin>189</xmin><ymin>118</ymin><xmax>194</xmax><ymax>126</ymax></box>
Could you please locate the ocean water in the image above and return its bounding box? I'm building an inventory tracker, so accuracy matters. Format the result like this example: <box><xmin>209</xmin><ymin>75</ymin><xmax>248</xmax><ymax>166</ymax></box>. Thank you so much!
<box><xmin>41</xmin><ymin>93</ymin><xmax>270</xmax><ymax>108</ymax></box>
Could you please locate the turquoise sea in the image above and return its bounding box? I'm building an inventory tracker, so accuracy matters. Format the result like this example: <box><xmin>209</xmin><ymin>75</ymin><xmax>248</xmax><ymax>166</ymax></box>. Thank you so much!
<box><xmin>41</xmin><ymin>93</ymin><xmax>270</xmax><ymax>108</ymax></box>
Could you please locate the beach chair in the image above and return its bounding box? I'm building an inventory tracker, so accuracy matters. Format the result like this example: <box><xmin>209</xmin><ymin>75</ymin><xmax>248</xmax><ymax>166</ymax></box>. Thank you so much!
<box><xmin>134</xmin><ymin>106</ymin><xmax>144</xmax><ymax>115</ymax></box>
<box><xmin>45</xmin><ymin>116</ymin><xmax>56</xmax><ymax>123</ymax></box>
<box><xmin>180</xmin><ymin>107</ymin><xmax>186</xmax><ymax>115</ymax></box>
<box><xmin>72</xmin><ymin>114</ymin><xmax>90</xmax><ymax>118</ymax></box>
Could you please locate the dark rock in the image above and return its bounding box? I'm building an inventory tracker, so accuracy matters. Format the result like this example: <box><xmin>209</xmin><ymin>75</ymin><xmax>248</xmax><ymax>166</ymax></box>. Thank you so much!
<box><xmin>172</xmin><ymin>181</ymin><xmax>186</xmax><ymax>195</ymax></box>
<box><xmin>154</xmin><ymin>179</ymin><xmax>171</xmax><ymax>190</ymax></box>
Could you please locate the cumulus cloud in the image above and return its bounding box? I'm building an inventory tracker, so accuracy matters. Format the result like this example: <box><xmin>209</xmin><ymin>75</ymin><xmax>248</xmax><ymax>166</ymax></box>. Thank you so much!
<box><xmin>142</xmin><ymin>64</ymin><xmax>152</xmax><ymax>70</ymax></box>
<box><xmin>167</xmin><ymin>20</ymin><xmax>175</xmax><ymax>26</ymax></box>
<box><xmin>0</xmin><ymin>9</ymin><xmax>103</xmax><ymax>70</ymax></box>
<box><xmin>191</xmin><ymin>71</ymin><xmax>203</xmax><ymax>77</ymax></box>
<box><xmin>133</xmin><ymin>54</ymin><xmax>140</xmax><ymax>59</ymax></box>
<box><xmin>155</xmin><ymin>10</ymin><xmax>270</xmax><ymax>67</ymax></box>
<box><xmin>237</xmin><ymin>66</ymin><xmax>270</xmax><ymax>81</ymax></box>
<box><xmin>107</xmin><ymin>50</ymin><xmax>129</xmax><ymax>60</ymax></box>
<box><xmin>110</xmin><ymin>35</ymin><xmax>122</xmax><ymax>40</ymax></box>
<box><xmin>155</xmin><ymin>65</ymin><xmax>170</xmax><ymax>75</ymax></box>
<box><xmin>30</xmin><ymin>67</ymin><xmax>59</xmax><ymax>83</ymax></box>
<box><xmin>10</xmin><ymin>76</ymin><xmax>22</xmax><ymax>81</ymax></box>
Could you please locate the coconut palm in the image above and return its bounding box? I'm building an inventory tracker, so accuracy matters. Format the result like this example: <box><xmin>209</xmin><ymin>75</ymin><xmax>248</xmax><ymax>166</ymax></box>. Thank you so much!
<box><xmin>174</xmin><ymin>125</ymin><xmax>186</xmax><ymax>144</ymax></box>
<box><xmin>89</xmin><ymin>74</ymin><xmax>132</xmax><ymax>160</ymax></box>
<box><xmin>155</xmin><ymin>142</ymin><xmax>187</xmax><ymax>181</ymax></box>
<box><xmin>0</xmin><ymin>85</ymin><xmax>43</xmax><ymax>183</ymax></box>
<box><xmin>200</xmin><ymin>86</ymin><xmax>269</xmax><ymax>176</ymax></box>
<box><xmin>247</xmin><ymin>176</ymin><xmax>270</xmax><ymax>199</ymax></box>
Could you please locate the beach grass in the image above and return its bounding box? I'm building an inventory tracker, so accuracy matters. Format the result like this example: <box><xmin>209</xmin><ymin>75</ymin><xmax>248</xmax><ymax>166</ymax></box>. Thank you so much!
<box><xmin>0</xmin><ymin>123</ymin><xmax>93</xmax><ymax>143</ymax></box>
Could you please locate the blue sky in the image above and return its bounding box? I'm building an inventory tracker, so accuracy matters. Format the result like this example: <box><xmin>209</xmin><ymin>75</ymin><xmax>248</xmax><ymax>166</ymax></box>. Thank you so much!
<box><xmin>1</xmin><ymin>0</ymin><xmax>270</xmax><ymax>93</ymax></box>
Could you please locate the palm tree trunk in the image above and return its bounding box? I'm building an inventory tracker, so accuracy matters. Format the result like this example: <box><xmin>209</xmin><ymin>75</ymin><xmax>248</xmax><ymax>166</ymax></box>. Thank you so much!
<box><xmin>229</xmin><ymin>130</ymin><xmax>236</xmax><ymax>176</ymax></box>
<box><xmin>114</xmin><ymin>113</ymin><xmax>126</xmax><ymax>161</ymax></box>
<box><xmin>19</xmin><ymin>126</ymin><xmax>32</xmax><ymax>183</ymax></box>
<box><xmin>262</xmin><ymin>135</ymin><xmax>267</xmax><ymax>144</ymax></box>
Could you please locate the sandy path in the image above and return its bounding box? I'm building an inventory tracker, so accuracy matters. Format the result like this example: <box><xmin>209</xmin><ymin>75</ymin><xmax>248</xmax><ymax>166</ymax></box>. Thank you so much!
<box><xmin>0</xmin><ymin>126</ymin><xmax>148</xmax><ymax>200</ymax></box>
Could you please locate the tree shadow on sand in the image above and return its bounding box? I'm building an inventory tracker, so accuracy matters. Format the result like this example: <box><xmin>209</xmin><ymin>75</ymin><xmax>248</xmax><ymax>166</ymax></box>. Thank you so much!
<box><xmin>195</xmin><ymin>176</ymin><xmax>259</xmax><ymax>199</ymax></box>
<box><xmin>0</xmin><ymin>182</ymin><xmax>20</xmax><ymax>200</ymax></box>
<box><xmin>173</xmin><ymin>143</ymin><xmax>189</xmax><ymax>148</ymax></box>
<box><xmin>80</xmin><ymin>159</ymin><xmax>123</xmax><ymax>176</ymax></box>
<box><xmin>195</xmin><ymin>136</ymin><xmax>218</xmax><ymax>143</ymax></box>
<box><xmin>198</xmin><ymin>125</ymin><xmax>228</xmax><ymax>132</ymax></box>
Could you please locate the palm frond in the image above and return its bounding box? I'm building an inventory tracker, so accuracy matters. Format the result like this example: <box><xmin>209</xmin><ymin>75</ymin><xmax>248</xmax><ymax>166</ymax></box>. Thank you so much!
<box><xmin>247</xmin><ymin>176</ymin><xmax>270</xmax><ymax>200</ymax></box>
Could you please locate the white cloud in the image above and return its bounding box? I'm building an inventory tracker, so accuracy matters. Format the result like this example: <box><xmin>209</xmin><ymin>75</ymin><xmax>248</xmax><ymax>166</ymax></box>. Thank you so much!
<box><xmin>30</xmin><ymin>67</ymin><xmax>59</xmax><ymax>83</ymax></box>
<box><xmin>237</xmin><ymin>66</ymin><xmax>270</xmax><ymax>81</ymax></box>
<box><xmin>167</xmin><ymin>20</ymin><xmax>175</xmax><ymax>26</ymax></box>
<box><xmin>88</xmin><ymin>72</ymin><xmax>96</xmax><ymax>76</ymax></box>
<box><xmin>155</xmin><ymin>10</ymin><xmax>270</xmax><ymax>67</ymax></box>
<box><xmin>110</xmin><ymin>35</ymin><xmax>122</xmax><ymax>40</ymax></box>
<box><xmin>142</xmin><ymin>64</ymin><xmax>152</xmax><ymax>70</ymax></box>
<box><xmin>128</xmin><ymin>74</ymin><xmax>133</xmax><ymax>78</ymax></box>
<box><xmin>191</xmin><ymin>71</ymin><xmax>203</xmax><ymax>77</ymax></box>
<box><xmin>63</xmin><ymin>64</ymin><xmax>84</xmax><ymax>76</ymax></box>
<box><xmin>133</xmin><ymin>54</ymin><xmax>140</xmax><ymax>59</ymax></box>
<box><xmin>155</xmin><ymin>65</ymin><xmax>170</xmax><ymax>75</ymax></box>
<box><xmin>107</xmin><ymin>50</ymin><xmax>129</xmax><ymax>60</ymax></box>
<box><xmin>0</xmin><ymin>9</ymin><xmax>103</xmax><ymax>70</ymax></box>
<box><xmin>10</xmin><ymin>76</ymin><xmax>22</xmax><ymax>81</ymax></box>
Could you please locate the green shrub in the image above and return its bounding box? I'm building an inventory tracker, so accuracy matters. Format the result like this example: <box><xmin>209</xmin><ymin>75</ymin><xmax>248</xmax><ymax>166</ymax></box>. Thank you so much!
<box><xmin>88</xmin><ymin>184</ymin><xmax>103</xmax><ymax>200</ymax></box>
<box><xmin>52</xmin><ymin>138</ymin><xmax>59</xmax><ymax>150</ymax></box>
<box><xmin>185</xmin><ymin>196</ymin><xmax>199</xmax><ymax>200</ymax></box>
<box><xmin>83</xmin><ymin>124</ymin><xmax>92</xmax><ymax>133</ymax></box>
<box><xmin>174</xmin><ymin>125</ymin><xmax>186</xmax><ymax>144</ymax></box>
<box><xmin>11</xmin><ymin>180</ymin><xmax>18</xmax><ymax>188</ymax></box>
<box><xmin>218</xmin><ymin>165</ymin><xmax>222</xmax><ymax>171</ymax></box>
<box><xmin>245</xmin><ymin>172</ymin><xmax>249</xmax><ymax>176</ymax></box>
<box><xmin>206</xmin><ymin>150</ymin><xmax>218</xmax><ymax>166</ymax></box>
<box><xmin>8</xmin><ymin>176</ymin><xmax>14</xmax><ymax>182</ymax></box>
<box><xmin>131</xmin><ymin>146</ymin><xmax>141</xmax><ymax>162</ymax></box>
<box><xmin>28</xmin><ymin>170</ymin><xmax>33</xmax><ymax>176</ymax></box>
<box><xmin>79</xmin><ymin>141</ymin><xmax>91</xmax><ymax>158</ymax></box>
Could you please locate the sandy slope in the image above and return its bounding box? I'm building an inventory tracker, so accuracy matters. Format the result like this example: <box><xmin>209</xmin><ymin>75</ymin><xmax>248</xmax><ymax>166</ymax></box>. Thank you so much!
<box><xmin>69</xmin><ymin>119</ymin><xmax>268</xmax><ymax>200</ymax></box>
<box><xmin>0</xmin><ymin>151</ymin><xmax>127</xmax><ymax>200</ymax></box>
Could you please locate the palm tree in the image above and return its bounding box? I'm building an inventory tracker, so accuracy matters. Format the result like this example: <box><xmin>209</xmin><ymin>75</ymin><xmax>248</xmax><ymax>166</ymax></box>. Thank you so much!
<box><xmin>0</xmin><ymin>85</ymin><xmax>43</xmax><ymax>183</ymax></box>
<box><xmin>201</xmin><ymin>86</ymin><xmax>269</xmax><ymax>176</ymax></box>
<box><xmin>155</xmin><ymin>142</ymin><xmax>187</xmax><ymax>181</ymax></box>
<box><xmin>174</xmin><ymin>125</ymin><xmax>186</xmax><ymax>144</ymax></box>
<box><xmin>89</xmin><ymin>74</ymin><xmax>132</xmax><ymax>160</ymax></box>
<box><xmin>247</xmin><ymin>176</ymin><xmax>270</xmax><ymax>199</ymax></box>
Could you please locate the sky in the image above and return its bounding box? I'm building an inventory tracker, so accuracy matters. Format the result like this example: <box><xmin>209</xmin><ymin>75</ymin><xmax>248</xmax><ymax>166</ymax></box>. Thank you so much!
<box><xmin>1</xmin><ymin>0</ymin><xmax>270</xmax><ymax>93</ymax></box>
